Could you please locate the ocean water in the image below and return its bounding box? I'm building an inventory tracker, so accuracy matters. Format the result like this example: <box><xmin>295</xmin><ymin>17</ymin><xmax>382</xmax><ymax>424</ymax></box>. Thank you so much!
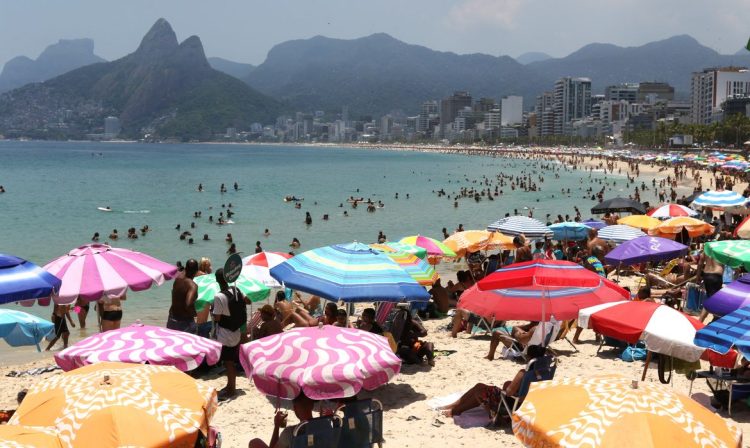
<box><xmin>0</xmin><ymin>141</ymin><xmax>624</xmax><ymax>361</ymax></box>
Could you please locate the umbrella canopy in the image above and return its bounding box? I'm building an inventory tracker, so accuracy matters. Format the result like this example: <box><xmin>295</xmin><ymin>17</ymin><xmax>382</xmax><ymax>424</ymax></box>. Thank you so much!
<box><xmin>398</xmin><ymin>235</ymin><xmax>456</xmax><ymax>257</ymax></box>
<box><xmin>548</xmin><ymin>222</ymin><xmax>592</xmax><ymax>241</ymax></box>
<box><xmin>478</xmin><ymin>260</ymin><xmax>605</xmax><ymax>290</ymax></box>
<box><xmin>242</xmin><ymin>251</ymin><xmax>293</xmax><ymax>287</ymax></box>
<box><xmin>591</xmin><ymin>197</ymin><xmax>645</xmax><ymax>214</ymax></box>
<box><xmin>691</xmin><ymin>190</ymin><xmax>749</xmax><ymax>209</ymax></box>
<box><xmin>704</xmin><ymin>240</ymin><xmax>750</xmax><ymax>270</ymax></box>
<box><xmin>649</xmin><ymin>217</ymin><xmax>714</xmax><ymax>239</ymax></box>
<box><xmin>0</xmin><ymin>425</ymin><xmax>63</xmax><ymax>448</ymax></box>
<box><xmin>582</xmin><ymin>219</ymin><xmax>607</xmax><ymax>230</ymax></box>
<box><xmin>616</xmin><ymin>215</ymin><xmax>661</xmax><ymax>231</ymax></box>
<box><xmin>512</xmin><ymin>375</ymin><xmax>742</xmax><ymax>448</ymax></box>
<box><xmin>9</xmin><ymin>362</ymin><xmax>217</xmax><ymax>448</ymax></box>
<box><xmin>269</xmin><ymin>242</ymin><xmax>430</xmax><ymax>303</ymax></box>
<box><xmin>458</xmin><ymin>279</ymin><xmax>628</xmax><ymax>321</ymax></box>
<box><xmin>240</xmin><ymin>325</ymin><xmax>401</xmax><ymax>400</ymax></box>
<box><xmin>733</xmin><ymin>215</ymin><xmax>750</xmax><ymax>239</ymax></box>
<box><xmin>371</xmin><ymin>249</ymin><xmax>438</xmax><ymax>286</ymax></box>
<box><xmin>0</xmin><ymin>253</ymin><xmax>61</xmax><ymax>305</ymax></box>
<box><xmin>0</xmin><ymin>309</ymin><xmax>54</xmax><ymax>350</ymax></box>
<box><xmin>487</xmin><ymin>216</ymin><xmax>553</xmax><ymax>239</ymax></box>
<box><xmin>694</xmin><ymin>305</ymin><xmax>750</xmax><ymax>359</ymax></box>
<box><xmin>43</xmin><ymin>243</ymin><xmax>178</xmax><ymax>305</ymax></box>
<box><xmin>442</xmin><ymin>230</ymin><xmax>514</xmax><ymax>257</ymax></box>
<box><xmin>598</xmin><ymin>225</ymin><xmax>646</xmax><ymax>244</ymax></box>
<box><xmin>578</xmin><ymin>301</ymin><xmax>705</xmax><ymax>361</ymax></box>
<box><xmin>604</xmin><ymin>236</ymin><xmax>688</xmax><ymax>266</ymax></box>
<box><xmin>54</xmin><ymin>323</ymin><xmax>223</xmax><ymax>372</ymax></box>
<box><xmin>369</xmin><ymin>242</ymin><xmax>428</xmax><ymax>259</ymax></box>
<box><xmin>646</xmin><ymin>203</ymin><xmax>698</xmax><ymax>218</ymax></box>
<box><xmin>194</xmin><ymin>271</ymin><xmax>271</xmax><ymax>312</ymax></box>
<box><xmin>703</xmin><ymin>274</ymin><xmax>750</xmax><ymax>316</ymax></box>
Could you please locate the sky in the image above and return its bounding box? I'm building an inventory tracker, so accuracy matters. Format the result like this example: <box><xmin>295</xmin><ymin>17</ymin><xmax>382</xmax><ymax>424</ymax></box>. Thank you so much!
<box><xmin>1</xmin><ymin>0</ymin><xmax>749</xmax><ymax>68</ymax></box>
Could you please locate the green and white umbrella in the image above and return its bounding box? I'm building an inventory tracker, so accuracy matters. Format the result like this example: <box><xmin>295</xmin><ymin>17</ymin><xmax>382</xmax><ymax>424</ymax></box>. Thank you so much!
<box><xmin>194</xmin><ymin>271</ymin><xmax>271</xmax><ymax>312</ymax></box>
<box><xmin>704</xmin><ymin>240</ymin><xmax>750</xmax><ymax>271</ymax></box>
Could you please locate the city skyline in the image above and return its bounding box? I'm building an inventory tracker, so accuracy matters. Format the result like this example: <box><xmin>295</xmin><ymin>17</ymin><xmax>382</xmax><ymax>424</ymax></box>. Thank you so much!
<box><xmin>1</xmin><ymin>0</ymin><xmax>749</xmax><ymax>69</ymax></box>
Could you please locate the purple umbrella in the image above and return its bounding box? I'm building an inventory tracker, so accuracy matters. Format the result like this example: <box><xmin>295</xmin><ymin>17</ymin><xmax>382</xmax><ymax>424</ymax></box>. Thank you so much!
<box><xmin>604</xmin><ymin>236</ymin><xmax>688</xmax><ymax>266</ymax></box>
<box><xmin>703</xmin><ymin>274</ymin><xmax>750</xmax><ymax>316</ymax></box>
<box><xmin>583</xmin><ymin>219</ymin><xmax>607</xmax><ymax>230</ymax></box>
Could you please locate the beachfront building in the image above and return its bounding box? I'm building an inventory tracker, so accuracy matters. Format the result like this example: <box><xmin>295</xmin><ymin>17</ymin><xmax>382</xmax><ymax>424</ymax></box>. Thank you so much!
<box><xmin>535</xmin><ymin>92</ymin><xmax>555</xmax><ymax>137</ymax></box>
<box><xmin>605</xmin><ymin>83</ymin><xmax>638</xmax><ymax>102</ymax></box>
<box><xmin>439</xmin><ymin>91</ymin><xmax>472</xmax><ymax>138</ymax></box>
<box><xmin>553</xmin><ymin>77</ymin><xmax>592</xmax><ymax>135</ymax></box>
<box><xmin>501</xmin><ymin>95</ymin><xmax>523</xmax><ymax>126</ymax></box>
<box><xmin>691</xmin><ymin>67</ymin><xmax>750</xmax><ymax>124</ymax></box>
<box><xmin>638</xmin><ymin>82</ymin><xmax>675</xmax><ymax>103</ymax></box>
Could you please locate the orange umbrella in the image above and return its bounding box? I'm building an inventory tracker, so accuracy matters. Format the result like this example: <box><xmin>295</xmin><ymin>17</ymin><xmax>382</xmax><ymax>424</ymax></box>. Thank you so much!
<box><xmin>0</xmin><ymin>425</ymin><xmax>63</xmax><ymax>447</ymax></box>
<box><xmin>513</xmin><ymin>375</ymin><xmax>742</xmax><ymax>448</ymax></box>
<box><xmin>443</xmin><ymin>230</ymin><xmax>514</xmax><ymax>257</ymax></box>
<box><xmin>649</xmin><ymin>217</ymin><xmax>715</xmax><ymax>239</ymax></box>
<box><xmin>616</xmin><ymin>215</ymin><xmax>661</xmax><ymax>231</ymax></box>
<box><xmin>9</xmin><ymin>362</ymin><xmax>217</xmax><ymax>448</ymax></box>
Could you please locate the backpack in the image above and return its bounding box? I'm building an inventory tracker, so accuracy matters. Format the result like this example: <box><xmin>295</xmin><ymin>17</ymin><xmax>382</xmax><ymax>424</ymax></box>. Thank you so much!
<box><xmin>217</xmin><ymin>287</ymin><xmax>246</xmax><ymax>331</ymax></box>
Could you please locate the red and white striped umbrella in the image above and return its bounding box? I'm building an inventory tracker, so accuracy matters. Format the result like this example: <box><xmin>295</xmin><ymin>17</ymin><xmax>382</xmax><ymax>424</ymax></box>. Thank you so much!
<box><xmin>242</xmin><ymin>251</ymin><xmax>293</xmax><ymax>287</ymax></box>
<box><xmin>43</xmin><ymin>244</ymin><xmax>178</xmax><ymax>305</ymax></box>
<box><xmin>734</xmin><ymin>215</ymin><xmax>750</xmax><ymax>239</ymax></box>
<box><xmin>646</xmin><ymin>203</ymin><xmax>698</xmax><ymax>218</ymax></box>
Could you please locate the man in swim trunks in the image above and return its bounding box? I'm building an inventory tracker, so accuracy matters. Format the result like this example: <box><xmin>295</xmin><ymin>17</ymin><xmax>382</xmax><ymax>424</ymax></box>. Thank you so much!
<box><xmin>167</xmin><ymin>259</ymin><xmax>199</xmax><ymax>333</ymax></box>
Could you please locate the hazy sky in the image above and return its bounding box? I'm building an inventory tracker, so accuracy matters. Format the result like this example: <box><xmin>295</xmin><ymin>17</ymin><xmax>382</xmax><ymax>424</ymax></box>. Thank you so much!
<box><xmin>1</xmin><ymin>0</ymin><xmax>749</xmax><ymax>68</ymax></box>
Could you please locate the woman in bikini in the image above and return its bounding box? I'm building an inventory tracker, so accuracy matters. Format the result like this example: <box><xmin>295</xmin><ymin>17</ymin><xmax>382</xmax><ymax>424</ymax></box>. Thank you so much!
<box><xmin>99</xmin><ymin>294</ymin><xmax>125</xmax><ymax>332</ymax></box>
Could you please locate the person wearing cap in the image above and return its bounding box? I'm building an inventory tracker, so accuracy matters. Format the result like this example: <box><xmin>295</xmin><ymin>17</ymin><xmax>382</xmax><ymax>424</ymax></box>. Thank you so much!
<box><xmin>253</xmin><ymin>304</ymin><xmax>283</xmax><ymax>340</ymax></box>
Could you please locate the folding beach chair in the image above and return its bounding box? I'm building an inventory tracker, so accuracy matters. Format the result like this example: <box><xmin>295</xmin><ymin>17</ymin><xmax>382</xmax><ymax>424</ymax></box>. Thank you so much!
<box><xmin>246</xmin><ymin>310</ymin><xmax>262</xmax><ymax>340</ymax></box>
<box><xmin>292</xmin><ymin>415</ymin><xmax>343</xmax><ymax>448</ymax></box>
<box><xmin>499</xmin><ymin>318</ymin><xmax>563</xmax><ymax>361</ymax></box>
<box><xmin>337</xmin><ymin>398</ymin><xmax>384</xmax><ymax>448</ymax></box>
<box><xmin>492</xmin><ymin>355</ymin><xmax>556</xmax><ymax>426</ymax></box>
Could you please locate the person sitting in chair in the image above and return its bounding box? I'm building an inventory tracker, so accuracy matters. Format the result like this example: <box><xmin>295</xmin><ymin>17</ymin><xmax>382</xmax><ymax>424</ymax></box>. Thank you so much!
<box><xmin>484</xmin><ymin>322</ymin><xmax>538</xmax><ymax>361</ymax></box>
<box><xmin>249</xmin><ymin>392</ymin><xmax>315</xmax><ymax>448</ymax></box>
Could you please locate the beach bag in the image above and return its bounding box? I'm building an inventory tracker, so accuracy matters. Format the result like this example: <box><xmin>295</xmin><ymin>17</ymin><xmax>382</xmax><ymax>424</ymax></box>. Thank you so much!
<box><xmin>621</xmin><ymin>345</ymin><xmax>647</xmax><ymax>362</ymax></box>
<box><xmin>217</xmin><ymin>287</ymin><xmax>246</xmax><ymax>332</ymax></box>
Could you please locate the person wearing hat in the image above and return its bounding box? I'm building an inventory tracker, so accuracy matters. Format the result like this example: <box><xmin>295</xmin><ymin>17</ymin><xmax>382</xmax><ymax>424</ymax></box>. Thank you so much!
<box><xmin>252</xmin><ymin>304</ymin><xmax>283</xmax><ymax>340</ymax></box>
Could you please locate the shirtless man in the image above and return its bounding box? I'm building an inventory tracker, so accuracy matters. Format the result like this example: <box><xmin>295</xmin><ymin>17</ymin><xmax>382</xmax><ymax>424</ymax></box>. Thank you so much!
<box><xmin>513</xmin><ymin>236</ymin><xmax>533</xmax><ymax>263</ymax></box>
<box><xmin>428</xmin><ymin>278</ymin><xmax>451</xmax><ymax>314</ymax></box>
<box><xmin>167</xmin><ymin>258</ymin><xmax>199</xmax><ymax>333</ymax></box>
<box><xmin>252</xmin><ymin>305</ymin><xmax>283</xmax><ymax>340</ymax></box>
<box><xmin>586</xmin><ymin>229</ymin><xmax>609</xmax><ymax>258</ymax></box>
<box><xmin>697</xmin><ymin>251</ymin><xmax>725</xmax><ymax>322</ymax></box>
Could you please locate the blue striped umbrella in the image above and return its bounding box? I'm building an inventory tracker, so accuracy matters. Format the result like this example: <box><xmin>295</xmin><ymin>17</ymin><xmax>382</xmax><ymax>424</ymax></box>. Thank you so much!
<box><xmin>487</xmin><ymin>216</ymin><xmax>553</xmax><ymax>239</ymax></box>
<box><xmin>0</xmin><ymin>309</ymin><xmax>54</xmax><ymax>350</ymax></box>
<box><xmin>549</xmin><ymin>222</ymin><xmax>592</xmax><ymax>241</ymax></box>
<box><xmin>691</xmin><ymin>190</ymin><xmax>749</xmax><ymax>209</ymax></box>
<box><xmin>270</xmin><ymin>242</ymin><xmax>430</xmax><ymax>303</ymax></box>
<box><xmin>0</xmin><ymin>253</ymin><xmax>62</xmax><ymax>305</ymax></box>
<box><xmin>598</xmin><ymin>225</ymin><xmax>646</xmax><ymax>244</ymax></box>
<box><xmin>694</xmin><ymin>305</ymin><xmax>750</xmax><ymax>358</ymax></box>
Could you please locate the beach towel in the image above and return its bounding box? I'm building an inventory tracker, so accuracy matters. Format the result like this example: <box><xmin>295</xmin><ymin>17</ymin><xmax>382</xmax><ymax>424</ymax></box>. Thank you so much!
<box><xmin>453</xmin><ymin>407</ymin><xmax>491</xmax><ymax>428</ymax></box>
<box><xmin>427</xmin><ymin>392</ymin><xmax>464</xmax><ymax>410</ymax></box>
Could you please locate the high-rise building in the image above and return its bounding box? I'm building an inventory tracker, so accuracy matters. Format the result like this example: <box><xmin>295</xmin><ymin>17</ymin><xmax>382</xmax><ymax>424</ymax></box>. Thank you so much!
<box><xmin>637</xmin><ymin>82</ymin><xmax>674</xmax><ymax>103</ymax></box>
<box><xmin>440</xmin><ymin>91</ymin><xmax>472</xmax><ymax>137</ymax></box>
<box><xmin>691</xmin><ymin>67</ymin><xmax>750</xmax><ymax>124</ymax></box>
<box><xmin>500</xmin><ymin>95</ymin><xmax>523</xmax><ymax>126</ymax></box>
<box><xmin>417</xmin><ymin>100</ymin><xmax>439</xmax><ymax>135</ymax></box>
<box><xmin>535</xmin><ymin>92</ymin><xmax>555</xmax><ymax>137</ymax></box>
<box><xmin>485</xmin><ymin>108</ymin><xmax>501</xmax><ymax>130</ymax></box>
<box><xmin>553</xmin><ymin>77</ymin><xmax>591</xmax><ymax>135</ymax></box>
<box><xmin>604</xmin><ymin>84</ymin><xmax>638</xmax><ymax>102</ymax></box>
<box><xmin>474</xmin><ymin>98</ymin><xmax>496</xmax><ymax>113</ymax></box>
<box><xmin>104</xmin><ymin>116</ymin><xmax>121</xmax><ymax>138</ymax></box>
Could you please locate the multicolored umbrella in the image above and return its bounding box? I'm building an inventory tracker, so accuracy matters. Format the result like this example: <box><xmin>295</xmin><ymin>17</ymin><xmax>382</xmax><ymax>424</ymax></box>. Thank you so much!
<box><xmin>398</xmin><ymin>235</ymin><xmax>456</xmax><ymax>258</ymax></box>
<box><xmin>369</xmin><ymin>242</ymin><xmax>427</xmax><ymax>259</ymax></box>
<box><xmin>548</xmin><ymin>222</ymin><xmax>592</xmax><ymax>241</ymax></box>
<box><xmin>0</xmin><ymin>309</ymin><xmax>54</xmax><ymax>350</ymax></box>
<box><xmin>240</xmin><ymin>325</ymin><xmax>401</xmax><ymax>400</ymax></box>
<box><xmin>194</xmin><ymin>271</ymin><xmax>271</xmax><ymax>312</ymax></box>
<box><xmin>591</xmin><ymin>197</ymin><xmax>646</xmax><ymax>214</ymax></box>
<box><xmin>647</xmin><ymin>203</ymin><xmax>698</xmax><ymax>218</ymax></box>
<box><xmin>703</xmin><ymin>274</ymin><xmax>750</xmax><ymax>316</ymax></box>
<box><xmin>513</xmin><ymin>375</ymin><xmax>742</xmax><ymax>448</ymax></box>
<box><xmin>442</xmin><ymin>230</ymin><xmax>514</xmax><ymax>257</ymax></box>
<box><xmin>9</xmin><ymin>362</ymin><xmax>217</xmax><ymax>448</ymax></box>
<box><xmin>478</xmin><ymin>260</ymin><xmax>604</xmax><ymax>290</ymax></box>
<box><xmin>43</xmin><ymin>243</ymin><xmax>178</xmax><ymax>305</ymax></box>
<box><xmin>733</xmin><ymin>215</ymin><xmax>750</xmax><ymax>239</ymax></box>
<box><xmin>649</xmin><ymin>217</ymin><xmax>714</xmax><ymax>239</ymax></box>
<box><xmin>487</xmin><ymin>216</ymin><xmax>553</xmax><ymax>239</ymax></box>
<box><xmin>578</xmin><ymin>301</ymin><xmax>705</xmax><ymax>361</ymax></box>
<box><xmin>598</xmin><ymin>225</ymin><xmax>646</xmax><ymax>244</ymax></box>
<box><xmin>0</xmin><ymin>425</ymin><xmax>63</xmax><ymax>448</ymax></box>
<box><xmin>582</xmin><ymin>219</ymin><xmax>607</xmax><ymax>230</ymax></box>
<box><xmin>692</xmin><ymin>190</ymin><xmax>749</xmax><ymax>209</ymax></box>
<box><xmin>270</xmin><ymin>242</ymin><xmax>430</xmax><ymax>303</ymax></box>
<box><xmin>371</xmin><ymin>248</ymin><xmax>438</xmax><ymax>286</ymax></box>
<box><xmin>695</xmin><ymin>305</ymin><xmax>750</xmax><ymax>359</ymax></box>
<box><xmin>603</xmin><ymin>236</ymin><xmax>688</xmax><ymax>266</ymax></box>
<box><xmin>55</xmin><ymin>323</ymin><xmax>223</xmax><ymax>372</ymax></box>
<box><xmin>617</xmin><ymin>215</ymin><xmax>661</xmax><ymax>231</ymax></box>
<box><xmin>242</xmin><ymin>251</ymin><xmax>293</xmax><ymax>287</ymax></box>
<box><xmin>0</xmin><ymin>253</ymin><xmax>61</xmax><ymax>305</ymax></box>
<box><xmin>704</xmin><ymin>240</ymin><xmax>750</xmax><ymax>270</ymax></box>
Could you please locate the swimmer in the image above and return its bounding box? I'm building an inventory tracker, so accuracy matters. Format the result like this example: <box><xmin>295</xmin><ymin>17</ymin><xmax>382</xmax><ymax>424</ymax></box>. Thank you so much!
<box><xmin>225</xmin><ymin>233</ymin><xmax>233</xmax><ymax>243</ymax></box>
<box><xmin>175</xmin><ymin>224</ymin><xmax>181</xmax><ymax>230</ymax></box>
<box><xmin>109</xmin><ymin>229</ymin><xmax>118</xmax><ymax>240</ymax></box>
<box><xmin>290</xmin><ymin>238</ymin><xmax>301</xmax><ymax>249</ymax></box>
<box><xmin>203</xmin><ymin>234</ymin><xmax>210</xmax><ymax>241</ymax></box>
<box><xmin>263</xmin><ymin>228</ymin><xmax>270</xmax><ymax>236</ymax></box>
<box><xmin>91</xmin><ymin>232</ymin><xmax>100</xmax><ymax>242</ymax></box>
<box><xmin>197</xmin><ymin>183</ymin><xmax>203</xmax><ymax>192</ymax></box>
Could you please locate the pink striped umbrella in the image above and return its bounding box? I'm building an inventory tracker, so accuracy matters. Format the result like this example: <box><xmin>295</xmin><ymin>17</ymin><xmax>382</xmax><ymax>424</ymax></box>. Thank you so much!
<box><xmin>54</xmin><ymin>323</ymin><xmax>222</xmax><ymax>372</ymax></box>
<box><xmin>43</xmin><ymin>243</ymin><xmax>178</xmax><ymax>304</ymax></box>
<box><xmin>240</xmin><ymin>325</ymin><xmax>401</xmax><ymax>400</ymax></box>
<box><xmin>646</xmin><ymin>203</ymin><xmax>698</xmax><ymax>218</ymax></box>
<box><xmin>242</xmin><ymin>251</ymin><xmax>292</xmax><ymax>287</ymax></box>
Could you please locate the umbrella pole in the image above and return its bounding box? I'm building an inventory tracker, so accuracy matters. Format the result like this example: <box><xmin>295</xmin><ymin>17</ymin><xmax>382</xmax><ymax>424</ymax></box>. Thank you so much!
<box><xmin>641</xmin><ymin>350</ymin><xmax>652</xmax><ymax>381</ymax></box>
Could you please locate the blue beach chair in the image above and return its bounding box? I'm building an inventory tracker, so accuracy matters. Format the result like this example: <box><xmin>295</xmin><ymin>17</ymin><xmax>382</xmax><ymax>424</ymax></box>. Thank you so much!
<box><xmin>291</xmin><ymin>415</ymin><xmax>342</xmax><ymax>448</ymax></box>
<box><xmin>493</xmin><ymin>355</ymin><xmax>556</xmax><ymax>426</ymax></box>
<box><xmin>337</xmin><ymin>398</ymin><xmax>384</xmax><ymax>448</ymax></box>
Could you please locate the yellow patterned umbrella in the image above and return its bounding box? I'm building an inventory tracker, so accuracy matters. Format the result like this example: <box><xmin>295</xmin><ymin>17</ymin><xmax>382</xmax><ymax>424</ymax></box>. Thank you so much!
<box><xmin>616</xmin><ymin>215</ymin><xmax>661</xmax><ymax>231</ymax></box>
<box><xmin>513</xmin><ymin>375</ymin><xmax>741</xmax><ymax>448</ymax></box>
<box><xmin>0</xmin><ymin>425</ymin><xmax>63</xmax><ymax>447</ymax></box>
<box><xmin>443</xmin><ymin>230</ymin><xmax>514</xmax><ymax>257</ymax></box>
<box><xmin>9</xmin><ymin>362</ymin><xmax>217</xmax><ymax>448</ymax></box>
<box><xmin>649</xmin><ymin>217</ymin><xmax>715</xmax><ymax>239</ymax></box>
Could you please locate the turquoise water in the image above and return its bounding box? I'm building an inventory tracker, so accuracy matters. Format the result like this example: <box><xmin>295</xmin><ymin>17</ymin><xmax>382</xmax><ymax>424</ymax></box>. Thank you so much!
<box><xmin>0</xmin><ymin>141</ymin><xmax>627</xmax><ymax>359</ymax></box>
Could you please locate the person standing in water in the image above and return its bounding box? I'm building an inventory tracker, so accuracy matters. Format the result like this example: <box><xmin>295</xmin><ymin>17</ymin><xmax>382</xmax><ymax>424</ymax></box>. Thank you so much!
<box><xmin>46</xmin><ymin>303</ymin><xmax>75</xmax><ymax>350</ymax></box>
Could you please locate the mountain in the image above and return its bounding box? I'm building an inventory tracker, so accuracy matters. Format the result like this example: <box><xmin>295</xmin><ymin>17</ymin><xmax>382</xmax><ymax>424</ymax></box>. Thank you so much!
<box><xmin>0</xmin><ymin>19</ymin><xmax>280</xmax><ymax>140</ymax></box>
<box><xmin>515</xmin><ymin>52</ymin><xmax>552</xmax><ymax>65</ymax></box>
<box><xmin>244</xmin><ymin>33</ymin><xmax>541</xmax><ymax>116</ymax></box>
<box><xmin>208</xmin><ymin>57</ymin><xmax>255</xmax><ymax>79</ymax></box>
<box><xmin>0</xmin><ymin>39</ymin><xmax>105</xmax><ymax>93</ymax></box>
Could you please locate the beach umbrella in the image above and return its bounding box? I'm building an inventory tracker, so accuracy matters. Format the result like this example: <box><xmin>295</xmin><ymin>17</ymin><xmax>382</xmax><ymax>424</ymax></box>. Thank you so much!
<box><xmin>703</xmin><ymin>274</ymin><xmax>750</xmax><ymax>316</ymax></box>
<box><xmin>649</xmin><ymin>217</ymin><xmax>714</xmax><ymax>239</ymax></box>
<box><xmin>442</xmin><ymin>230</ymin><xmax>514</xmax><ymax>257</ymax></box>
<box><xmin>704</xmin><ymin>240</ymin><xmax>750</xmax><ymax>270</ymax></box>
<box><xmin>591</xmin><ymin>197</ymin><xmax>645</xmax><ymax>214</ymax></box>
<box><xmin>0</xmin><ymin>253</ymin><xmax>61</xmax><ymax>305</ymax></box>
<box><xmin>582</xmin><ymin>219</ymin><xmax>607</xmax><ymax>230</ymax></box>
<box><xmin>512</xmin><ymin>375</ymin><xmax>742</xmax><ymax>448</ymax></box>
<box><xmin>695</xmin><ymin>305</ymin><xmax>750</xmax><ymax>359</ymax></box>
<box><xmin>487</xmin><ymin>216</ymin><xmax>553</xmax><ymax>239</ymax></box>
<box><xmin>193</xmin><ymin>270</ymin><xmax>271</xmax><ymax>313</ymax></box>
<box><xmin>43</xmin><ymin>243</ymin><xmax>178</xmax><ymax>305</ymax></box>
<box><xmin>9</xmin><ymin>362</ymin><xmax>217</xmax><ymax>448</ymax></box>
<box><xmin>603</xmin><ymin>236</ymin><xmax>688</xmax><ymax>266</ymax></box>
<box><xmin>548</xmin><ymin>222</ymin><xmax>592</xmax><ymax>241</ymax></box>
<box><xmin>240</xmin><ymin>325</ymin><xmax>401</xmax><ymax>400</ymax></box>
<box><xmin>242</xmin><ymin>251</ymin><xmax>293</xmax><ymax>287</ymax></box>
<box><xmin>0</xmin><ymin>309</ymin><xmax>54</xmax><ymax>350</ymax></box>
<box><xmin>691</xmin><ymin>190</ymin><xmax>749</xmax><ymax>210</ymax></box>
<box><xmin>598</xmin><ymin>225</ymin><xmax>646</xmax><ymax>244</ymax></box>
<box><xmin>0</xmin><ymin>425</ymin><xmax>63</xmax><ymax>448</ymax></box>
<box><xmin>733</xmin><ymin>215</ymin><xmax>750</xmax><ymax>239</ymax></box>
<box><xmin>54</xmin><ymin>322</ymin><xmax>222</xmax><ymax>372</ymax></box>
<box><xmin>646</xmin><ymin>204</ymin><xmax>698</xmax><ymax>218</ymax></box>
<box><xmin>578</xmin><ymin>301</ymin><xmax>705</xmax><ymax>362</ymax></box>
<box><xmin>398</xmin><ymin>235</ymin><xmax>456</xmax><ymax>258</ymax></box>
<box><xmin>372</xmin><ymin>250</ymin><xmax>438</xmax><ymax>286</ymax></box>
<box><xmin>369</xmin><ymin>242</ymin><xmax>428</xmax><ymax>259</ymax></box>
<box><xmin>269</xmin><ymin>242</ymin><xmax>430</xmax><ymax>303</ymax></box>
<box><xmin>616</xmin><ymin>215</ymin><xmax>661</xmax><ymax>231</ymax></box>
<box><xmin>478</xmin><ymin>260</ymin><xmax>604</xmax><ymax>290</ymax></box>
